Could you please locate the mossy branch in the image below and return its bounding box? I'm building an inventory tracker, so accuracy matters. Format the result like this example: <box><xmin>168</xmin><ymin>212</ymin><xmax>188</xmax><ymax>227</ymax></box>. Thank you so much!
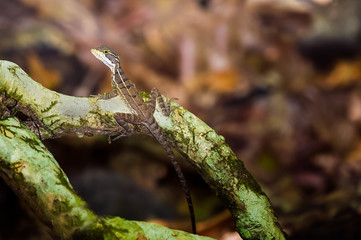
<box><xmin>0</xmin><ymin>60</ymin><xmax>286</xmax><ymax>239</ymax></box>
<box><xmin>0</xmin><ymin>116</ymin><xmax>212</xmax><ymax>240</ymax></box>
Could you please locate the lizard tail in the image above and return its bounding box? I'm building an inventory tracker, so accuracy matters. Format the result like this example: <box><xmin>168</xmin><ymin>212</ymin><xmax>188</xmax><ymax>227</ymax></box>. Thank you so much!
<box><xmin>151</xmin><ymin>128</ymin><xmax>197</xmax><ymax>234</ymax></box>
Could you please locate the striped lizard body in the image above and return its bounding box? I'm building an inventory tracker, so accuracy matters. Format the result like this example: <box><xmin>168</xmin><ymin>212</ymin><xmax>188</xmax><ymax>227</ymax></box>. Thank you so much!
<box><xmin>91</xmin><ymin>46</ymin><xmax>196</xmax><ymax>234</ymax></box>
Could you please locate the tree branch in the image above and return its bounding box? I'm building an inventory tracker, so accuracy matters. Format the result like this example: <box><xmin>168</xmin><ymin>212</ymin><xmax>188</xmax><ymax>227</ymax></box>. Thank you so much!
<box><xmin>0</xmin><ymin>116</ymin><xmax>213</xmax><ymax>239</ymax></box>
<box><xmin>0</xmin><ymin>60</ymin><xmax>286</xmax><ymax>239</ymax></box>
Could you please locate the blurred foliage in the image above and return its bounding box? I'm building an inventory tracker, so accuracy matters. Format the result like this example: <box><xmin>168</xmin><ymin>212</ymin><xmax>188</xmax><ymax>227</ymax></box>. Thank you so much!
<box><xmin>1</xmin><ymin>0</ymin><xmax>361</xmax><ymax>239</ymax></box>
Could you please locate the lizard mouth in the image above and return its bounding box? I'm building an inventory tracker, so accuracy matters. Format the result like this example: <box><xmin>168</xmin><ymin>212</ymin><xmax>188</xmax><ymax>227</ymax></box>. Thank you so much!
<box><xmin>91</xmin><ymin>48</ymin><xmax>115</xmax><ymax>70</ymax></box>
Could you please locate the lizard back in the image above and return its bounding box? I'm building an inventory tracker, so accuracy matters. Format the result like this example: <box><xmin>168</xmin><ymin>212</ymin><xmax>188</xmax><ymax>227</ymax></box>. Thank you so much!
<box><xmin>112</xmin><ymin>66</ymin><xmax>151</xmax><ymax>118</ymax></box>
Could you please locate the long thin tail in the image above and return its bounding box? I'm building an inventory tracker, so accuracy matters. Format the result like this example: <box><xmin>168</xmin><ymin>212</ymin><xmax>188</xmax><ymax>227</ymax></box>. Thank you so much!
<box><xmin>152</xmin><ymin>128</ymin><xmax>197</xmax><ymax>234</ymax></box>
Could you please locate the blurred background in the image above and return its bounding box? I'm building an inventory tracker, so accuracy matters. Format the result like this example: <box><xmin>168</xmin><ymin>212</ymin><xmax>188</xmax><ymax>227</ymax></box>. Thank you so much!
<box><xmin>1</xmin><ymin>0</ymin><xmax>361</xmax><ymax>239</ymax></box>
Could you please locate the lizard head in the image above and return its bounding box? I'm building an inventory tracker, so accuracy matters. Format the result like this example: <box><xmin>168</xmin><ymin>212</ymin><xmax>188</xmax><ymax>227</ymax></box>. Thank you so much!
<box><xmin>91</xmin><ymin>45</ymin><xmax>120</xmax><ymax>71</ymax></box>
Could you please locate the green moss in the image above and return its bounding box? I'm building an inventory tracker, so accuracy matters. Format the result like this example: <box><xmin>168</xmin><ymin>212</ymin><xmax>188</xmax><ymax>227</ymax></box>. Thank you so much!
<box><xmin>72</xmin><ymin>217</ymin><xmax>139</xmax><ymax>240</ymax></box>
<box><xmin>58</xmin><ymin>122</ymin><xmax>66</xmax><ymax>130</ymax></box>
<box><xmin>52</xmin><ymin>198</ymin><xmax>72</xmax><ymax>215</ymax></box>
<box><xmin>43</xmin><ymin>114</ymin><xmax>58</xmax><ymax>120</ymax></box>
<box><xmin>73</xmin><ymin>226</ymin><xmax>106</xmax><ymax>240</ymax></box>
<box><xmin>53</xmin><ymin>200</ymin><xmax>84</xmax><ymax>229</ymax></box>
<box><xmin>20</xmin><ymin>135</ymin><xmax>42</xmax><ymax>153</ymax></box>
<box><xmin>7</xmin><ymin>66</ymin><xmax>21</xmax><ymax>80</ymax></box>
<box><xmin>41</xmin><ymin>100</ymin><xmax>58</xmax><ymax>113</ymax></box>
<box><xmin>2</xmin><ymin>88</ymin><xmax>23</xmax><ymax>103</ymax></box>
<box><xmin>71</xmin><ymin>213</ymin><xmax>86</xmax><ymax>229</ymax></box>
<box><xmin>227</xmin><ymin>155</ymin><xmax>263</xmax><ymax>195</ymax></box>
<box><xmin>104</xmin><ymin>114</ymin><xmax>116</xmax><ymax>124</ymax></box>
<box><xmin>103</xmin><ymin>217</ymin><xmax>145</xmax><ymax>239</ymax></box>
<box><xmin>88</xmin><ymin>110</ymin><xmax>102</xmax><ymax>117</ymax></box>
<box><xmin>0</xmin><ymin>160</ymin><xmax>25</xmax><ymax>182</ymax></box>
<box><xmin>42</xmin><ymin>115</ymin><xmax>59</xmax><ymax>129</ymax></box>
<box><xmin>139</xmin><ymin>91</ymin><xmax>149</xmax><ymax>101</ymax></box>
<box><xmin>41</xmin><ymin>114</ymin><xmax>60</xmax><ymax>128</ymax></box>
<box><xmin>0</xmin><ymin>160</ymin><xmax>17</xmax><ymax>172</ymax></box>
<box><xmin>49</xmin><ymin>118</ymin><xmax>60</xmax><ymax>127</ymax></box>
<box><xmin>12</xmin><ymin>162</ymin><xmax>25</xmax><ymax>181</ymax></box>
<box><xmin>79</xmin><ymin>117</ymin><xmax>87</xmax><ymax>126</ymax></box>
<box><xmin>55</xmin><ymin>168</ymin><xmax>76</xmax><ymax>195</ymax></box>
<box><xmin>89</xmin><ymin>111</ymin><xmax>115</xmax><ymax>125</ymax></box>
<box><xmin>0</xmin><ymin>123</ymin><xmax>18</xmax><ymax>137</ymax></box>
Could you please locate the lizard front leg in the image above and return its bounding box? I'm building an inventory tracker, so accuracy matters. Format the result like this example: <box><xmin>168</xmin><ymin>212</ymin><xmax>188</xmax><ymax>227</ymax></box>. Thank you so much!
<box><xmin>111</xmin><ymin>113</ymin><xmax>141</xmax><ymax>142</ymax></box>
<box><xmin>92</xmin><ymin>70</ymin><xmax>122</xmax><ymax>100</ymax></box>
<box><xmin>114</xmin><ymin>113</ymin><xmax>142</xmax><ymax>125</ymax></box>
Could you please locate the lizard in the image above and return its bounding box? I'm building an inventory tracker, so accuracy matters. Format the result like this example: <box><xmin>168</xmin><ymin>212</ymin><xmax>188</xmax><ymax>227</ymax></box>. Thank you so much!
<box><xmin>91</xmin><ymin>46</ymin><xmax>197</xmax><ymax>234</ymax></box>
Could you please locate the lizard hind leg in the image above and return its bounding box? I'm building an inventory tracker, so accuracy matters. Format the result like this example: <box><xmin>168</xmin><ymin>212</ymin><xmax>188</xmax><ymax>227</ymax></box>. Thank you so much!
<box><xmin>148</xmin><ymin>88</ymin><xmax>178</xmax><ymax>116</ymax></box>
<box><xmin>110</xmin><ymin>120</ymin><xmax>133</xmax><ymax>142</ymax></box>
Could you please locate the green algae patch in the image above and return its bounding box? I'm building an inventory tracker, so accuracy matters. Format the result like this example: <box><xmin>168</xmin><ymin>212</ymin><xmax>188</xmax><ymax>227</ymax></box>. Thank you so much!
<box><xmin>73</xmin><ymin>217</ymin><xmax>144</xmax><ymax>240</ymax></box>
<box><xmin>41</xmin><ymin>100</ymin><xmax>59</xmax><ymax>113</ymax></box>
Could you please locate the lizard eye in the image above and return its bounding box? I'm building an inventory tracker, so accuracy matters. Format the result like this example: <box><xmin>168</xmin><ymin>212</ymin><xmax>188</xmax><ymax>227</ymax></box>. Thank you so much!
<box><xmin>103</xmin><ymin>50</ymin><xmax>109</xmax><ymax>54</ymax></box>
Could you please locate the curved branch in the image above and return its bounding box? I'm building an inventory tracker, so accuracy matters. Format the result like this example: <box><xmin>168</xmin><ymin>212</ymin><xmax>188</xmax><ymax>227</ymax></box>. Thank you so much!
<box><xmin>0</xmin><ymin>117</ymin><xmax>212</xmax><ymax>239</ymax></box>
<box><xmin>0</xmin><ymin>60</ymin><xmax>286</xmax><ymax>239</ymax></box>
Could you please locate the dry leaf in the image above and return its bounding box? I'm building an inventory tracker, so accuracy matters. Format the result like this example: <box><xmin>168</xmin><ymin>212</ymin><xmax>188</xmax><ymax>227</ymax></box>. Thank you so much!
<box><xmin>323</xmin><ymin>61</ymin><xmax>361</xmax><ymax>89</ymax></box>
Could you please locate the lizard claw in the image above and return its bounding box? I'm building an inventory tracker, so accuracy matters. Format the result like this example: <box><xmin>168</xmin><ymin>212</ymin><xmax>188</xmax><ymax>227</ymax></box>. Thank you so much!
<box><xmin>170</xmin><ymin>105</ymin><xmax>181</xmax><ymax>114</ymax></box>
<box><xmin>91</xmin><ymin>93</ymin><xmax>117</xmax><ymax>100</ymax></box>
<box><xmin>166</xmin><ymin>96</ymin><xmax>179</xmax><ymax>114</ymax></box>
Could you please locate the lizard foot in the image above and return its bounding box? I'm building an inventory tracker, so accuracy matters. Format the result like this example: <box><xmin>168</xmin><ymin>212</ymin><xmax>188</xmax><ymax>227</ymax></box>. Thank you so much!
<box><xmin>91</xmin><ymin>93</ymin><xmax>117</xmax><ymax>100</ymax></box>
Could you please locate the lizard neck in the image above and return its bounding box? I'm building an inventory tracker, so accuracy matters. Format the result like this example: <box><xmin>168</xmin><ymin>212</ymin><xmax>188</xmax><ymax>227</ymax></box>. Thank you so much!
<box><xmin>113</xmin><ymin>65</ymin><xmax>148</xmax><ymax>117</ymax></box>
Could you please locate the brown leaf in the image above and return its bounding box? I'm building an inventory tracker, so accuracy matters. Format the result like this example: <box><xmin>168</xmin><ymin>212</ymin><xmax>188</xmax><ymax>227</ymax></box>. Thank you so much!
<box><xmin>323</xmin><ymin>61</ymin><xmax>361</xmax><ymax>89</ymax></box>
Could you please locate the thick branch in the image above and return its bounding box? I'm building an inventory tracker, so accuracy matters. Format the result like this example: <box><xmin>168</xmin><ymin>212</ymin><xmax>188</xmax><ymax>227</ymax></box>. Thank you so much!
<box><xmin>0</xmin><ymin>117</ymin><xmax>212</xmax><ymax>240</ymax></box>
<box><xmin>0</xmin><ymin>60</ymin><xmax>132</xmax><ymax>139</ymax></box>
<box><xmin>0</xmin><ymin>60</ymin><xmax>286</xmax><ymax>239</ymax></box>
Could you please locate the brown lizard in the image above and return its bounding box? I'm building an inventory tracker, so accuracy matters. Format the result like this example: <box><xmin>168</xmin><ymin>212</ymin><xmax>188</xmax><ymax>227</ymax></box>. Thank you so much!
<box><xmin>91</xmin><ymin>46</ymin><xmax>196</xmax><ymax>234</ymax></box>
